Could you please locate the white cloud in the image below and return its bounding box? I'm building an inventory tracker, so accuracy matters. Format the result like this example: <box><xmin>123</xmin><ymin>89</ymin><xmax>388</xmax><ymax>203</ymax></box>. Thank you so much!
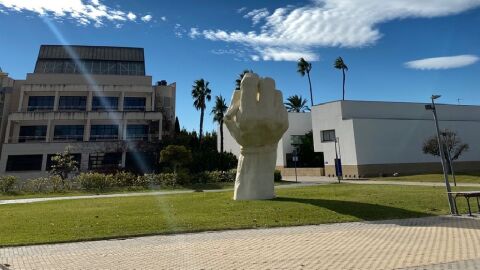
<box><xmin>405</xmin><ymin>55</ymin><xmax>479</xmax><ymax>70</ymax></box>
<box><xmin>160</xmin><ymin>16</ymin><xmax>166</xmax><ymax>21</ymax></box>
<box><xmin>197</xmin><ymin>0</ymin><xmax>480</xmax><ymax>61</ymax></box>
<box><xmin>237</xmin><ymin>7</ymin><xmax>247</xmax><ymax>13</ymax></box>
<box><xmin>0</xmin><ymin>0</ymin><xmax>150</xmax><ymax>26</ymax></box>
<box><xmin>141</xmin><ymin>14</ymin><xmax>152</xmax><ymax>22</ymax></box>
<box><xmin>174</xmin><ymin>23</ymin><xmax>186</xmax><ymax>38</ymax></box>
<box><xmin>189</xmin><ymin>28</ymin><xmax>201</xmax><ymax>39</ymax></box>
<box><xmin>243</xmin><ymin>8</ymin><xmax>269</xmax><ymax>25</ymax></box>
<box><xmin>126</xmin><ymin>12</ymin><xmax>136</xmax><ymax>21</ymax></box>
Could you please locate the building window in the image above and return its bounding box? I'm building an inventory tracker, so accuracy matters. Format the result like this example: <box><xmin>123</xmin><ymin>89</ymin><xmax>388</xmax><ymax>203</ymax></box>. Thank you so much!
<box><xmin>90</xmin><ymin>125</ymin><xmax>118</xmax><ymax>141</ymax></box>
<box><xmin>321</xmin><ymin>130</ymin><xmax>336</xmax><ymax>142</ymax></box>
<box><xmin>46</xmin><ymin>153</ymin><xmax>81</xmax><ymax>171</ymax></box>
<box><xmin>92</xmin><ymin>96</ymin><xmax>118</xmax><ymax>111</ymax></box>
<box><xmin>126</xmin><ymin>125</ymin><xmax>149</xmax><ymax>141</ymax></box>
<box><xmin>89</xmin><ymin>153</ymin><xmax>122</xmax><ymax>170</ymax></box>
<box><xmin>124</xmin><ymin>97</ymin><xmax>146</xmax><ymax>111</ymax></box>
<box><xmin>291</xmin><ymin>135</ymin><xmax>306</xmax><ymax>146</ymax></box>
<box><xmin>54</xmin><ymin>125</ymin><xmax>84</xmax><ymax>141</ymax></box>
<box><xmin>58</xmin><ymin>96</ymin><xmax>86</xmax><ymax>111</ymax></box>
<box><xmin>34</xmin><ymin>59</ymin><xmax>146</xmax><ymax>76</ymax></box>
<box><xmin>6</xmin><ymin>155</ymin><xmax>43</xmax><ymax>171</ymax></box>
<box><xmin>27</xmin><ymin>96</ymin><xmax>54</xmax><ymax>111</ymax></box>
<box><xmin>19</xmin><ymin>126</ymin><xmax>47</xmax><ymax>142</ymax></box>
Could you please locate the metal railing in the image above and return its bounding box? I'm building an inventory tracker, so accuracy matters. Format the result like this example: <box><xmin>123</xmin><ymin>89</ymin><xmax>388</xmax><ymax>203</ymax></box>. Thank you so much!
<box><xmin>123</xmin><ymin>106</ymin><xmax>146</xmax><ymax>112</ymax></box>
<box><xmin>53</xmin><ymin>135</ymin><xmax>84</xmax><ymax>142</ymax></box>
<box><xmin>57</xmin><ymin>106</ymin><xmax>87</xmax><ymax>111</ymax></box>
<box><xmin>27</xmin><ymin>106</ymin><xmax>54</xmax><ymax>112</ymax></box>
<box><xmin>125</xmin><ymin>134</ymin><xmax>149</xmax><ymax>141</ymax></box>
<box><xmin>17</xmin><ymin>135</ymin><xmax>47</xmax><ymax>142</ymax></box>
<box><xmin>89</xmin><ymin>134</ymin><xmax>119</xmax><ymax>141</ymax></box>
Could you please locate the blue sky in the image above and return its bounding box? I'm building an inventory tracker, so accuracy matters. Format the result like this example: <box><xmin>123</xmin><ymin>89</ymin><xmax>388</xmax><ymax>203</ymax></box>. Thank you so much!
<box><xmin>0</xmin><ymin>0</ymin><xmax>479</xmax><ymax>132</ymax></box>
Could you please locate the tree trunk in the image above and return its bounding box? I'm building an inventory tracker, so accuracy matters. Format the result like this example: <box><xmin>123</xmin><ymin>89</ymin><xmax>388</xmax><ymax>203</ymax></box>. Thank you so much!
<box><xmin>307</xmin><ymin>71</ymin><xmax>313</xmax><ymax>107</ymax></box>
<box><xmin>199</xmin><ymin>107</ymin><xmax>204</xmax><ymax>142</ymax></box>
<box><xmin>220</xmin><ymin>120</ymin><xmax>224</xmax><ymax>153</ymax></box>
<box><xmin>342</xmin><ymin>68</ymin><xmax>346</xmax><ymax>100</ymax></box>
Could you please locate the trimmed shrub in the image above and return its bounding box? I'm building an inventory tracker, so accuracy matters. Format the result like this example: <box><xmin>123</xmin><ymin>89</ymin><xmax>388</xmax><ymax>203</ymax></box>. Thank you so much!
<box><xmin>0</xmin><ymin>176</ymin><xmax>17</xmax><ymax>193</ymax></box>
<box><xmin>26</xmin><ymin>177</ymin><xmax>49</xmax><ymax>193</ymax></box>
<box><xmin>274</xmin><ymin>170</ymin><xmax>282</xmax><ymax>182</ymax></box>
<box><xmin>76</xmin><ymin>173</ymin><xmax>114</xmax><ymax>191</ymax></box>
<box><xmin>113</xmin><ymin>171</ymin><xmax>137</xmax><ymax>187</ymax></box>
<box><xmin>146</xmin><ymin>173</ymin><xmax>177</xmax><ymax>187</ymax></box>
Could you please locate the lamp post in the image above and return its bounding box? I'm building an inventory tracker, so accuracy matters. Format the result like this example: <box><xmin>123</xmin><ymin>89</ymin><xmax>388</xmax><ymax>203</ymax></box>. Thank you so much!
<box><xmin>425</xmin><ymin>95</ymin><xmax>456</xmax><ymax>215</ymax></box>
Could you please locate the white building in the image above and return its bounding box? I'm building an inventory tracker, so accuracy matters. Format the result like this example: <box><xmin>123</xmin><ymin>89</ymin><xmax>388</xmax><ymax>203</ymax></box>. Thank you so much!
<box><xmin>0</xmin><ymin>45</ymin><xmax>176</xmax><ymax>179</ymax></box>
<box><xmin>312</xmin><ymin>100</ymin><xmax>480</xmax><ymax>178</ymax></box>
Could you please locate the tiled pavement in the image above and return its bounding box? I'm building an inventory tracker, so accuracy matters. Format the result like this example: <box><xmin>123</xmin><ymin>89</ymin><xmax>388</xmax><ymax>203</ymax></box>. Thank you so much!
<box><xmin>1</xmin><ymin>216</ymin><xmax>479</xmax><ymax>269</ymax></box>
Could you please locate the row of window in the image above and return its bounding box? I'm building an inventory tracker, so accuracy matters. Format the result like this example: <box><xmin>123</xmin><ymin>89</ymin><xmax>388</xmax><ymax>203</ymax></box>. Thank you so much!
<box><xmin>27</xmin><ymin>96</ymin><xmax>147</xmax><ymax>111</ymax></box>
<box><xmin>18</xmin><ymin>125</ymin><xmax>150</xmax><ymax>142</ymax></box>
<box><xmin>34</xmin><ymin>60</ymin><xmax>146</xmax><ymax>76</ymax></box>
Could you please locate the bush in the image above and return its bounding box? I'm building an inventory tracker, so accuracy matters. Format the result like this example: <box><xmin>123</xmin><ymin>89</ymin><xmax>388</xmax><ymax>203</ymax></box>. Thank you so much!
<box><xmin>0</xmin><ymin>176</ymin><xmax>17</xmax><ymax>193</ymax></box>
<box><xmin>113</xmin><ymin>171</ymin><xmax>137</xmax><ymax>187</ymax></box>
<box><xmin>76</xmin><ymin>172</ymin><xmax>114</xmax><ymax>191</ymax></box>
<box><xmin>274</xmin><ymin>170</ymin><xmax>282</xmax><ymax>182</ymax></box>
<box><xmin>146</xmin><ymin>173</ymin><xmax>177</xmax><ymax>187</ymax></box>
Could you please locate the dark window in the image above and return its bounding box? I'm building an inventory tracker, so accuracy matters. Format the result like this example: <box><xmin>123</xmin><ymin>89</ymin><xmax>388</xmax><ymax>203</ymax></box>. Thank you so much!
<box><xmin>124</xmin><ymin>97</ymin><xmax>146</xmax><ymax>111</ymax></box>
<box><xmin>126</xmin><ymin>125</ymin><xmax>149</xmax><ymax>141</ymax></box>
<box><xmin>46</xmin><ymin>153</ymin><xmax>81</xmax><ymax>171</ymax></box>
<box><xmin>89</xmin><ymin>152</ymin><xmax>122</xmax><ymax>170</ymax></box>
<box><xmin>6</xmin><ymin>155</ymin><xmax>43</xmax><ymax>171</ymax></box>
<box><xmin>35</xmin><ymin>59</ymin><xmax>146</xmax><ymax>76</ymax></box>
<box><xmin>58</xmin><ymin>96</ymin><xmax>86</xmax><ymax>111</ymax></box>
<box><xmin>321</xmin><ymin>130</ymin><xmax>336</xmax><ymax>142</ymax></box>
<box><xmin>28</xmin><ymin>96</ymin><xmax>54</xmax><ymax>111</ymax></box>
<box><xmin>90</xmin><ymin>125</ymin><xmax>118</xmax><ymax>141</ymax></box>
<box><xmin>53</xmin><ymin>125</ymin><xmax>84</xmax><ymax>141</ymax></box>
<box><xmin>92</xmin><ymin>96</ymin><xmax>118</xmax><ymax>111</ymax></box>
<box><xmin>19</xmin><ymin>126</ymin><xmax>47</xmax><ymax>142</ymax></box>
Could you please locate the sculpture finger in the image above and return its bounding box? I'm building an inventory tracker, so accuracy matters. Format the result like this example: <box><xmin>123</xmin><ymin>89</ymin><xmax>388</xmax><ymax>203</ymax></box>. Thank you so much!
<box><xmin>239</xmin><ymin>73</ymin><xmax>260</xmax><ymax>114</ymax></box>
<box><xmin>258</xmin><ymin>77</ymin><xmax>275</xmax><ymax>110</ymax></box>
<box><xmin>225</xmin><ymin>90</ymin><xmax>241</xmax><ymax>121</ymax></box>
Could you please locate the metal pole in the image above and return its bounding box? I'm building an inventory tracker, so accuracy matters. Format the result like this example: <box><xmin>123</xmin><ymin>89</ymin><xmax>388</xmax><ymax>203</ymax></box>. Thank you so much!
<box><xmin>334</xmin><ymin>137</ymin><xmax>341</xmax><ymax>183</ymax></box>
<box><xmin>446</xmin><ymin>144</ymin><xmax>457</xmax><ymax>187</ymax></box>
<box><xmin>294</xmin><ymin>159</ymin><xmax>298</xmax><ymax>183</ymax></box>
<box><xmin>431</xmin><ymin>98</ymin><xmax>456</xmax><ymax>215</ymax></box>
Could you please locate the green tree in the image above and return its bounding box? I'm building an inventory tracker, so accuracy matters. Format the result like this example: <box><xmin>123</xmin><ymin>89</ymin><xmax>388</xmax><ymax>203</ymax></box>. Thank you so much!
<box><xmin>191</xmin><ymin>79</ymin><xmax>212</xmax><ymax>142</ymax></box>
<box><xmin>211</xmin><ymin>95</ymin><xmax>228</xmax><ymax>152</ymax></box>
<box><xmin>174</xmin><ymin>117</ymin><xmax>180</xmax><ymax>134</ymax></box>
<box><xmin>334</xmin><ymin>57</ymin><xmax>349</xmax><ymax>100</ymax></box>
<box><xmin>296</xmin><ymin>131</ymin><xmax>324</xmax><ymax>167</ymax></box>
<box><xmin>235</xmin><ymin>69</ymin><xmax>253</xmax><ymax>90</ymax></box>
<box><xmin>297</xmin><ymin>58</ymin><xmax>314</xmax><ymax>107</ymax></box>
<box><xmin>160</xmin><ymin>145</ymin><xmax>192</xmax><ymax>174</ymax></box>
<box><xmin>284</xmin><ymin>95</ymin><xmax>309</xmax><ymax>112</ymax></box>
<box><xmin>48</xmin><ymin>147</ymin><xmax>79</xmax><ymax>185</ymax></box>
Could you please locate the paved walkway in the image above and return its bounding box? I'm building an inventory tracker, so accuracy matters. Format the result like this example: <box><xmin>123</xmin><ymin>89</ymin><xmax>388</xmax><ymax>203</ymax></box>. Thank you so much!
<box><xmin>1</xmin><ymin>216</ymin><xmax>479</xmax><ymax>269</ymax></box>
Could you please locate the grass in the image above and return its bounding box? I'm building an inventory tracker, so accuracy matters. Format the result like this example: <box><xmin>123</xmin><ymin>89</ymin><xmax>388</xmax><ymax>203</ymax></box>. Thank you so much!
<box><xmin>374</xmin><ymin>173</ymin><xmax>480</xmax><ymax>183</ymax></box>
<box><xmin>0</xmin><ymin>183</ymin><xmax>475</xmax><ymax>247</ymax></box>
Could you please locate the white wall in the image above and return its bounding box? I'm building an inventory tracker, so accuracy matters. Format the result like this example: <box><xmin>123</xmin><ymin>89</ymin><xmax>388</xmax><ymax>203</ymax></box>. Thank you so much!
<box><xmin>312</xmin><ymin>100</ymin><xmax>480</xmax><ymax>167</ymax></box>
<box><xmin>219</xmin><ymin>112</ymin><xmax>312</xmax><ymax>167</ymax></box>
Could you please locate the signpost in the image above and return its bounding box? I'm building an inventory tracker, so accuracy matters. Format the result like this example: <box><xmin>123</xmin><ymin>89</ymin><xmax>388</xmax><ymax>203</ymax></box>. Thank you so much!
<box><xmin>292</xmin><ymin>150</ymin><xmax>299</xmax><ymax>183</ymax></box>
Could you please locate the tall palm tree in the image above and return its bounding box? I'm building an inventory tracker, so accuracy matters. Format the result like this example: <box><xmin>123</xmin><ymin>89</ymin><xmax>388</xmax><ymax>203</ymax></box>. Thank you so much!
<box><xmin>191</xmin><ymin>79</ymin><xmax>212</xmax><ymax>142</ymax></box>
<box><xmin>297</xmin><ymin>58</ymin><xmax>313</xmax><ymax>107</ymax></box>
<box><xmin>235</xmin><ymin>69</ymin><xmax>253</xmax><ymax>90</ymax></box>
<box><xmin>334</xmin><ymin>57</ymin><xmax>348</xmax><ymax>100</ymax></box>
<box><xmin>284</xmin><ymin>95</ymin><xmax>309</xmax><ymax>112</ymax></box>
<box><xmin>211</xmin><ymin>95</ymin><xmax>228</xmax><ymax>153</ymax></box>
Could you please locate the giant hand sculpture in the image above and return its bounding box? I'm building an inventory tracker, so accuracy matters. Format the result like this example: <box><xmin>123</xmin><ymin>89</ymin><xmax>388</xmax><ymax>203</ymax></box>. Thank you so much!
<box><xmin>224</xmin><ymin>73</ymin><xmax>289</xmax><ymax>200</ymax></box>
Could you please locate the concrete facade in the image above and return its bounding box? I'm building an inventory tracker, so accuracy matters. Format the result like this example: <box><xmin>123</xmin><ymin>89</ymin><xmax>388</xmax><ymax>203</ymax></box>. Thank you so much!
<box><xmin>312</xmin><ymin>100</ymin><xmax>480</xmax><ymax>177</ymax></box>
<box><xmin>0</xmin><ymin>45</ymin><xmax>176</xmax><ymax>179</ymax></box>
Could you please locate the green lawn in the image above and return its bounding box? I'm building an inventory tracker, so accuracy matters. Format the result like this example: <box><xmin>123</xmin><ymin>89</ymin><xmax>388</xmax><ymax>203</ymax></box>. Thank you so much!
<box><xmin>374</xmin><ymin>173</ymin><xmax>480</xmax><ymax>183</ymax></box>
<box><xmin>1</xmin><ymin>184</ymin><xmax>474</xmax><ymax>247</ymax></box>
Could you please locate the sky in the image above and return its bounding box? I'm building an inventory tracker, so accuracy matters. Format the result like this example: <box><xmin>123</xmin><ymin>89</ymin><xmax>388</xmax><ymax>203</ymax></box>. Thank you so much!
<box><xmin>0</xmin><ymin>0</ymin><xmax>479</xmax><ymax>133</ymax></box>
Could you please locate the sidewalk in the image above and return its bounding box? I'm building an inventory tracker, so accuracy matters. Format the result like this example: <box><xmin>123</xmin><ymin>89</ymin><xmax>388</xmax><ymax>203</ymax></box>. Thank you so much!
<box><xmin>1</xmin><ymin>216</ymin><xmax>479</xmax><ymax>269</ymax></box>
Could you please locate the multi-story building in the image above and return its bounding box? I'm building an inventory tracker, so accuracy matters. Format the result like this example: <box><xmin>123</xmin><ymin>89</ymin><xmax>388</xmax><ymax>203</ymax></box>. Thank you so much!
<box><xmin>0</xmin><ymin>45</ymin><xmax>176</xmax><ymax>178</ymax></box>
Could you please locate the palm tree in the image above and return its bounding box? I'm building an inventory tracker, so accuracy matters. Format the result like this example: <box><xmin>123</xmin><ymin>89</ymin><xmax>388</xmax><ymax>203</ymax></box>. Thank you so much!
<box><xmin>284</xmin><ymin>95</ymin><xmax>309</xmax><ymax>112</ymax></box>
<box><xmin>235</xmin><ymin>69</ymin><xmax>253</xmax><ymax>90</ymax></box>
<box><xmin>211</xmin><ymin>95</ymin><xmax>228</xmax><ymax>152</ymax></box>
<box><xmin>334</xmin><ymin>57</ymin><xmax>348</xmax><ymax>100</ymax></box>
<box><xmin>297</xmin><ymin>58</ymin><xmax>314</xmax><ymax>107</ymax></box>
<box><xmin>191</xmin><ymin>79</ymin><xmax>212</xmax><ymax>142</ymax></box>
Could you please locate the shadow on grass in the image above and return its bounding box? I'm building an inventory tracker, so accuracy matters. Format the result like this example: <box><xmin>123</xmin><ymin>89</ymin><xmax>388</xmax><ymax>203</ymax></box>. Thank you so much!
<box><xmin>273</xmin><ymin>197</ymin><xmax>480</xmax><ymax>229</ymax></box>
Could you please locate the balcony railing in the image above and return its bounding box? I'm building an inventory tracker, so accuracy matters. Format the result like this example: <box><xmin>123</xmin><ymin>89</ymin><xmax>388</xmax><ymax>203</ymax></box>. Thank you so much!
<box><xmin>57</xmin><ymin>106</ymin><xmax>87</xmax><ymax>111</ymax></box>
<box><xmin>125</xmin><ymin>134</ymin><xmax>149</xmax><ymax>141</ymax></box>
<box><xmin>53</xmin><ymin>135</ymin><xmax>84</xmax><ymax>142</ymax></box>
<box><xmin>17</xmin><ymin>135</ymin><xmax>47</xmax><ymax>143</ymax></box>
<box><xmin>27</xmin><ymin>106</ymin><xmax>54</xmax><ymax>112</ymax></box>
<box><xmin>89</xmin><ymin>134</ymin><xmax>119</xmax><ymax>141</ymax></box>
<box><xmin>123</xmin><ymin>106</ymin><xmax>146</xmax><ymax>112</ymax></box>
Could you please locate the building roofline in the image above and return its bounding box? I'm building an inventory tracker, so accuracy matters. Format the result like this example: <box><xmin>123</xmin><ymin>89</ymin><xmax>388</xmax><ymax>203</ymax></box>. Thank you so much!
<box><xmin>312</xmin><ymin>99</ymin><xmax>480</xmax><ymax>108</ymax></box>
<box><xmin>39</xmin><ymin>44</ymin><xmax>144</xmax><ymax>50</ymax></box>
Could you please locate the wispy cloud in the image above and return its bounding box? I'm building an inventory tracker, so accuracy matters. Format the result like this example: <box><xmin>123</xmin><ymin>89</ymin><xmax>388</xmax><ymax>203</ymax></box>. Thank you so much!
<box><xmin>0</xmin><ymin>0</ymin><xmax>151</xmax><ymax>26</ymax></box>
<box><xmin>243</xmin><ymin>8</ymin><xmax>269</xmax><ymax>25</ymax></box>
<box><xmin>141</xmin><ymin>14</ymin><xmax>152</xmax><ymax>22</ymax></box>
<box><xmin>405</xmin><ymin>55</ymin><xmax>479</xmax><ymax>70</ymax></box>
<box><xmin>237</xmin><ymin>7</ymin><xmax>247</xmax><ymax>13</ymax></box>
<box><xmin>174</xmin><ymin>23</ymin><xmax>186</xmax><ymax>38</ymax></box>
<box><xmin>160</xmin><ymin>16</ymin><xmax>166</xmax><ymax>21</ymax></box>
<box><xmin>189</xmin><ymin>28</ymin><xmax>201</xmax><ymax>39</ymax></box>
<box><xmin>196</xmin><ymin>0</ymin><xmax>480</xmax><ymax>61</ymax></box>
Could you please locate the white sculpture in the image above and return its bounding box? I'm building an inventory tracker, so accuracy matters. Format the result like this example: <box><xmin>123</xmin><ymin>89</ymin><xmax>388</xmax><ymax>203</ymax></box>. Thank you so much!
<box><xmin>224</xmin><ymin>73</ymin><xmax>289</xmax><ymax>200</ymax></box>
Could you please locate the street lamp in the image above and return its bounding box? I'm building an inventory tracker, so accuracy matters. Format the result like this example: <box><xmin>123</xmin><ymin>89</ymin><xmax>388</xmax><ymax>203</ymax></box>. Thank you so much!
<box><xmin>425</xmin><ymin>95</ymin><xmax>456</xmax><ymax>215</ymax></box>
